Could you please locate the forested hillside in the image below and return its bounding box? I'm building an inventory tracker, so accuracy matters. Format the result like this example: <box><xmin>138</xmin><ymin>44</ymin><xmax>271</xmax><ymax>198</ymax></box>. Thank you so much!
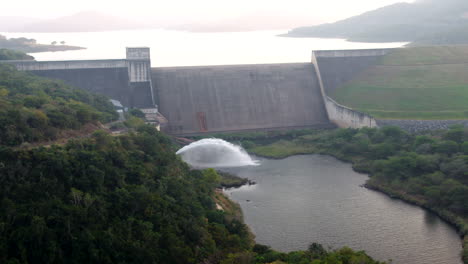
<box><xmin>0</xmin><ymin>64</ymin><xmax>117</xmax><ymax>146</ymax></box>
<box><xmin>0</xmin><ymin>63</ymin><xmax>386</xmax><ymax>263</ymax></box>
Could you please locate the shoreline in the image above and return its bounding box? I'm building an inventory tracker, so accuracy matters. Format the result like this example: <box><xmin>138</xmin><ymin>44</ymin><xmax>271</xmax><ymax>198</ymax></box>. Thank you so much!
<box><xmin>246</xmin><ymin>150</ymin><xmax>467</xmax><ymax>263</ymax></box>
<box><xmin>364</xmin><ymin>181</ymin><xmax>467</xmax><ymax>263</ymax></box>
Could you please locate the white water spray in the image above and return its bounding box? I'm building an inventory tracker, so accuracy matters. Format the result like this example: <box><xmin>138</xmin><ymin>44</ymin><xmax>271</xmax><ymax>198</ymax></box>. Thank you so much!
<box><xmin>176</xmin><ymin>138</ymin><xmax>259</xmax><ymax>168</ymax></box>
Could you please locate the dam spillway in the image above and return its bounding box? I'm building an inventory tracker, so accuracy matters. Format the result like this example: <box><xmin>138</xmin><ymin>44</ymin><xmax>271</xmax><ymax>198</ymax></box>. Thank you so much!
<box><xmin>152</xmin><ymin>63</ymin><xmax>331</xmax><ymax>134</ymax></box>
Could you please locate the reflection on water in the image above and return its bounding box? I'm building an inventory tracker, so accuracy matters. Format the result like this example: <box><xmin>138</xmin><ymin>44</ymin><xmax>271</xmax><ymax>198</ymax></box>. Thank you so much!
<box><xmin>424</xmin><ymin>211</ymin><xmax>439</xmax><ymax>225</ymax></box>
<box><xmin>223</xmin><ymin>155</ymin><xmax>462</xmax><ymax>264</ymax></box>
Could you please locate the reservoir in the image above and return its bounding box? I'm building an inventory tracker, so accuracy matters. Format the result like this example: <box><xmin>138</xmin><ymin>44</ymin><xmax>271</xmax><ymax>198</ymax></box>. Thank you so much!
<box><xmin>223</xmin><ymin>155</ymin><xmax>462</xmax><ymax>264</ymax></box>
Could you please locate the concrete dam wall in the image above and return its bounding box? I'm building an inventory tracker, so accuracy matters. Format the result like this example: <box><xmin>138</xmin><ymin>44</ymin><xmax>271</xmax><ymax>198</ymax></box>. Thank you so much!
<box><xmin>6</xmin><ymin>47</ymin><xmax>396</xmax><ymax>133</ymax></box>
<box><xmin>5</xmin><ymin>48</ymin><xmax>156</xmax><ymax>109</ymax></box>
<box><xmin>311</xmin><ymin>49</ymin><xmax>393</xmax><ymax>128</ymax></box>
<box><xmin>25</xmin><ymin>65</ymin><xmax>133</xmax><ymax>106</ymax></box>
<box><xmin>314</xmin><ymin>49</ymin><xmax>394</xmax><ymax>95</ymax></box>
<box><xmin>152</xmin><ymin>63</ymin><xmax>331</xmax><ymax>134</ymax></box>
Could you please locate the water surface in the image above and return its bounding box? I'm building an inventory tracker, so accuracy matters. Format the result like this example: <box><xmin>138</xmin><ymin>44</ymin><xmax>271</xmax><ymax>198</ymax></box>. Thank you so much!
<box><xmin>224</xmin><ymin>155</ymin><xmax>462</xmax><ymax>264</ymax></box>
<box><xmin>1</xmin><ymin>30</ymin><xmax>406</xmax><ymax>66</ymax></box>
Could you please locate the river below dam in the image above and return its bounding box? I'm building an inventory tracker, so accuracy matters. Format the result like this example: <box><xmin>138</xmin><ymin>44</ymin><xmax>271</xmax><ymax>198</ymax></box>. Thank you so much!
<box><xmin>222</xmin><ymin>155</ymin><xmax>463</xmax><ymax>264</ymax></box>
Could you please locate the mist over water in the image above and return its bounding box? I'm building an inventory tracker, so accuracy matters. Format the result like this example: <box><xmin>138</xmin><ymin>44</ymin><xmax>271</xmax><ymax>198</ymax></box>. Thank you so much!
<box><xmin>176</xmin><ymin>138</ymin><xmax>259</xmax><ymax>168</ymax></box>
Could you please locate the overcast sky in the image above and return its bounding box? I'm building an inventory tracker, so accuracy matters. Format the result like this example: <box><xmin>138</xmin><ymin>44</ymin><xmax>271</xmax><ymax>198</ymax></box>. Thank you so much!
<box><xmin>3</xmin><ymin>0</ymin><xmax>414</xmax><ymax>25</ymax></box>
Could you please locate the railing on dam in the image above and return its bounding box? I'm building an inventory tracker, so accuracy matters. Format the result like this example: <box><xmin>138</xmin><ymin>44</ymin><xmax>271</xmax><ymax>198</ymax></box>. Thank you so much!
<box><xmin>5</xmin><ymin>59</ymin><xmax>128</xmax><ymax>71</ymax></box>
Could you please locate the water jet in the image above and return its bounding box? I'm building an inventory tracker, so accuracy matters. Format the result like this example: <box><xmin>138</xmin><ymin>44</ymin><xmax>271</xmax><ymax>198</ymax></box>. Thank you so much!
<box><xmin>176</xmin><ymin>138</ymin><xmax>259</xmax><ymax>168</ymax></box>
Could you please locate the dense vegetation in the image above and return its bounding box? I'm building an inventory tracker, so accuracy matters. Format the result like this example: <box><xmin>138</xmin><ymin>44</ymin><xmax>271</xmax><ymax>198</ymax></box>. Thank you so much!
<box><xmin>331</xmin><ymin>46</ymin><xmax>468</xmax><ymax>119</ymax></box>
<box><xmin>0</xmin><ymin>49</ymin><xmax>34</xmax><ymax>61</ymax></box>
<box><xmin>207</xmin><ymin>126</ymin><xmax>468</xmax><ymax>263</ymax></box>
<box><xmin>0</xmin><ymin>35</ymin><xmax>83</xmax><ymax>53</ymax></box>
<box><xmin>0</xmin><ymin>67</ymin><xmax>387</xmax><ymax>263</ymax></box>
<box><xmin>0</xmin><ymin>125</ymin><xmax>387</xmax><ymax>264</ymax></box>
<box><xmin>0</xmin><ymin>127</ymin><xmax>249</xmax><ymax>263</ymax></box>
<box><xmin>0</xmin><ymin>64</ymin><xmax>117</xmax><ymax>146</ymax></box>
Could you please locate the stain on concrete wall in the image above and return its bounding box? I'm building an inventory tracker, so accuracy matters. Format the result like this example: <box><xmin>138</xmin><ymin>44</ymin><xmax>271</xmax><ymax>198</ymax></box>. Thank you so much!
<box><xmin>324</xmin><ymin>96</ymin><xmax>377</xmax><ymax>128</ymax></box>
<box><xmin>152</xmin><ymin>63</ymin><xmax>330</xmax><ymax>134</ymax></box>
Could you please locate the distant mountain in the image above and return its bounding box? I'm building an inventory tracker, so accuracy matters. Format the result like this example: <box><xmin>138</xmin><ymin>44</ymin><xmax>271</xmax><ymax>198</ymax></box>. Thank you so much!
<box><xmin>166</xmin><ymin>14</ymin><xmax>322</xmax><ymax>32</ymax></box>
<box><xmin>13</xmin><ymin>11</ymin><xmax>147</xmax><ymax>32</ymax></box>
<box><xmin>283</xmin><ymin>0</ymin><xmax>468</xmax><ymax>45</ymax></box>
<box><xmin>0</xmin><ymin>17</ymin><xmax>42</xmax><ymax>32</ymax></box>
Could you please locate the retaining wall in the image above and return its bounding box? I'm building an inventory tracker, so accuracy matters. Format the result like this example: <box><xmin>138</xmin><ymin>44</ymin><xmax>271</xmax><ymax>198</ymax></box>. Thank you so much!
<box><xmin>325</xmin><ymin>96</ymin><xmax>377</xmax><ymax>128</ymax></box>
<box><xmin>311</xmin><ymin>49</ymin><xmax>384</xmax><ymax>128</ymax></box>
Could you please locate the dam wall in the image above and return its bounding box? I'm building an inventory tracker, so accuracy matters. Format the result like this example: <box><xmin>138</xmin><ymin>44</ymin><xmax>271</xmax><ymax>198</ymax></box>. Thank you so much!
<box><xmin>25</xmin><ymin>67</ymin><xmax>133</xmax><ymax>106</ymax></box>
<box><xmin>152</xmin><ymin>63</ymin><xmax>332</xmax><ymax>135</ymax></box>
<box><xmin>324</xmin><ymin>96</ymin><xmax>377</xmax><ymax>128</ymax></box>
<box><xmin>5</xmin><ymin>47</ymin><xmax>394</xmax><ymax>132</ymax></box>
<box><xmin>314</xmin><ymin>49</ymin><xmax>394</xmax><ymax>95</ymax></box>
<box><xmin>311</xmin><ymin>49</ymin><xmax>389</xmax><ymax>128</ymax></box>
<box><xmin>5</xmin><ymin>48</ymin><xmax>156</xmax><ymax>109</ymax></box>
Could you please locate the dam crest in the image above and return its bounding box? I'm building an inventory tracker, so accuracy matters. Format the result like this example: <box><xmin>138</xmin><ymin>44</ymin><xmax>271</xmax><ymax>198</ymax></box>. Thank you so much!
<box><xmin>4</xmin><ymin>47</ymin><xmax>395</xmax><ymax>134</ymax></box>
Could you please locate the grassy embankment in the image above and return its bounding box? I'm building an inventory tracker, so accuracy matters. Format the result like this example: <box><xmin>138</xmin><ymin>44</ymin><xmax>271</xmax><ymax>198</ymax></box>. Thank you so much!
<box><xmin>331</xmin><ymin>46</ymin><xmax>468</xmax><ymax>120</ymax></box>
<box><xmin>194</xmin><ymin>127</ymin><xmax>468</xmax><ymax>263</ymax></box>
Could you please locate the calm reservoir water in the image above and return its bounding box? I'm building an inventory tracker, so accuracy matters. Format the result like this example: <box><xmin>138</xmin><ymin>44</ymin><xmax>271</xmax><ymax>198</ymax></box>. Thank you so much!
<box><xmin>1</xmin><ymin>30</ymin><xmax>406</xmax><ymax>66</ymax></box>
<box><xmin>223</xmin><ymin>155</ymin><xmax>462</xmax><ymax>264</ymax></box>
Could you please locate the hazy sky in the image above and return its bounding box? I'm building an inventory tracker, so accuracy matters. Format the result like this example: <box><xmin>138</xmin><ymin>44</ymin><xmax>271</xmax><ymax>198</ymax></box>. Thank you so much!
<box><xmin>3</xmin><ymin>0</ymin><xmax>414</xmax><ymax>24</ymax></box>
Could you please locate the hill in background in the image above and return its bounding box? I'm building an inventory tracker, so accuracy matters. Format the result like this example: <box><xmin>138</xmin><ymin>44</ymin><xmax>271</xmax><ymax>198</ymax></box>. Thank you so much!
<box><xmin>284</xmin><ymin>0</ymin><xmax>468</xmax><ymax>46</ymax></box>
<box><xmin>14</xmin><ymin>11</ymin><xmax>147</xmax><ymax>33</ymax></box>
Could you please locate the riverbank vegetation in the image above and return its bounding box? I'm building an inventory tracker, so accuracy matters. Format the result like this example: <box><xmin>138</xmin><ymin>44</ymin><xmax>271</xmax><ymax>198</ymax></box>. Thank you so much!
<box><xmin>218</xmin><ymin>171</ymin><xmax>251</xmax><ymax>189</ymax></box>
<box><xmin>204</xmin><ymin>126</ymin><xmax>468</xmax><ymax>263</ymax></box>
<box><xmin>0</xmin><ymin>127</ymin><xmax>251</xmax><ymax>263</ymax></box>
<box><xmin>0</xmin><ymin>125</ymin><xmax>388</xmax><ymax>264</ymax></box>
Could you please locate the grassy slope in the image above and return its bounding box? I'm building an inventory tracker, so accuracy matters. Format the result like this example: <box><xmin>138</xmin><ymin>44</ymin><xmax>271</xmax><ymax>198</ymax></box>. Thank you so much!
<box><xmin>331</xmin><ymin>46</ymin><xmax>468</xmax><ymax>119</ymax></box>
